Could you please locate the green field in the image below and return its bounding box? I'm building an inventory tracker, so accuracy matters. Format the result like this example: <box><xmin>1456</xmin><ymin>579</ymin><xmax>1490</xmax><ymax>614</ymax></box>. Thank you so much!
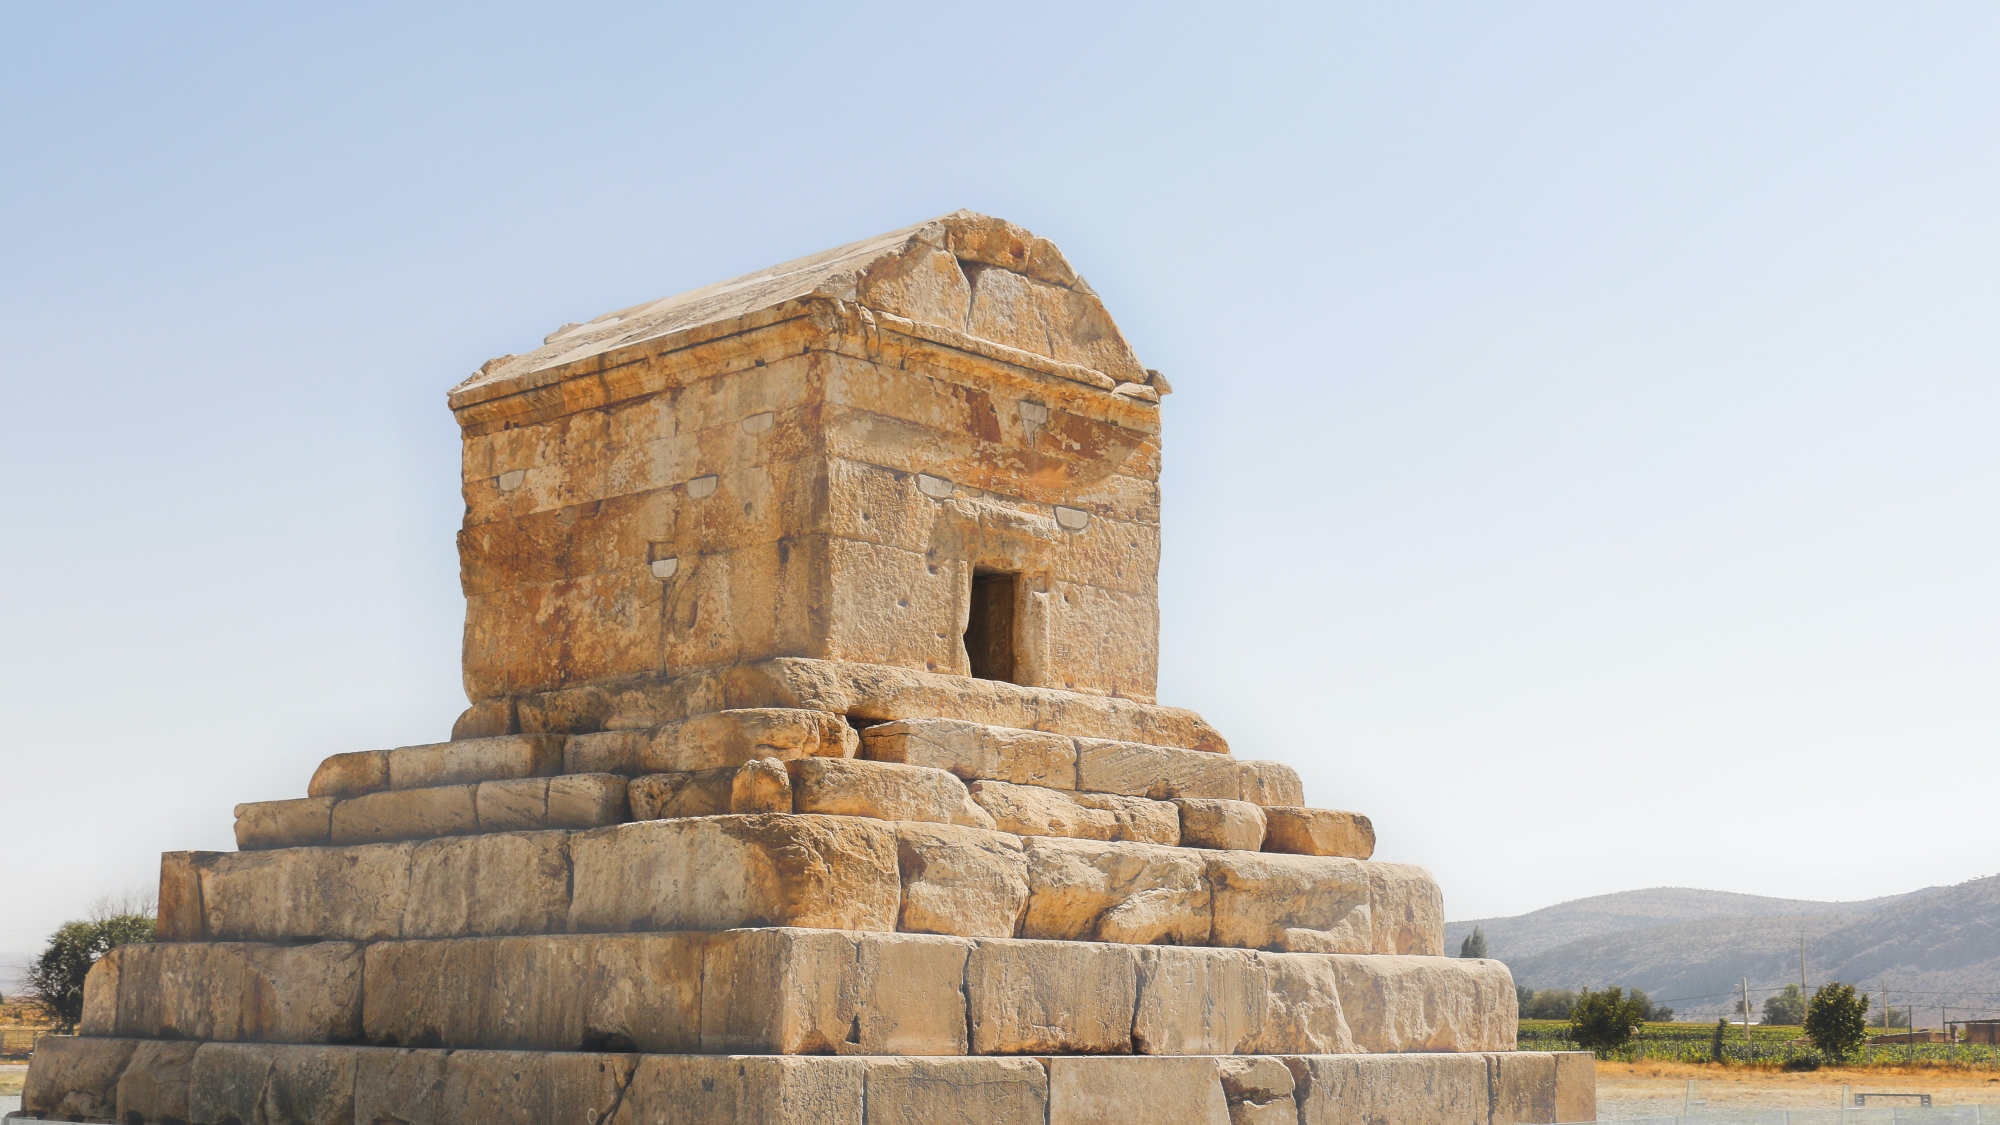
<box><xmin>1518</xmin><ymin>1020</ymin><xmax>2000</xmax><ymax>1067</ymax></box>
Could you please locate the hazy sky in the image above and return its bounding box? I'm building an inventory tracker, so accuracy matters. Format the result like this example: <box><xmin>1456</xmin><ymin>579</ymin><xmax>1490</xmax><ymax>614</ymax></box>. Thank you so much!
<box><xmin>4</xmin><ymin>3</ymin><xmax>1996</xmax><ymax>955</ymax></box>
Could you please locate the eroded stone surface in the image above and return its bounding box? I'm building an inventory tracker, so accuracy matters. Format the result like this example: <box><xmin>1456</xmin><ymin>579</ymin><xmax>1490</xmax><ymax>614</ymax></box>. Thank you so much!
<box><xmin>970</xmin><ymin>781</ymin><xmax>1178</xmax><ymax>844</ymax></box>
<box><xmin>1075</xmin><ymin>740</ymin><xmax>1301</xmax><ymax>806</ymax></box>
<box><xmin>236</xmin><ymin>797</ymin><xmax>336</xmax><ymax>850</ymax></box>
<box><xmin>894</xmin><ymin>822</ymin><xmax>1030</xmax><ymax>938</ymax></box>
<box><xmin>1173</xmin><ymin>798</ymin><xmax>1266</xmax><ymax>851</ymax></box>
<box><xmin>862</xmin><ymin>718</ymin><xmax>1077</xmax><ymax>787</ymax></box>
<box><xmin>789</xmin><ymin>756</ymin><xmax>968</xmax><ymax>824</ymax></box>
<box><xmin>966</xmin><ymin>938</ymin><xmax>1140</xmax><ymax>1054</ymax></box>
<box><xmin>1021</xmin><ymin>836</ymin><xmax>1211</xmax><ymax>944</ymax></box>
<box><xmin>701</xmin><ymin>928</ymin><xmax>971</xmax><ymax>1055</ymax></box>
<box><xmin>1047</xmin><ymin>1056</ymin><xmax>1229</xmax><ymax>1125</ymax></box>
<box><xmin>90</xmin><ymin>940</ymin><xmax>363</xmax><ymax>1044</ymax></box>
<box><xmin>1206</xmin><ymin>852</ymin><xmax>1372</xmax><ymax>954</ymax></box>
<box><xmin>1261</xmin><ymin>807</ymin><xmax>1375</xmax><ymax>860</ymax></box>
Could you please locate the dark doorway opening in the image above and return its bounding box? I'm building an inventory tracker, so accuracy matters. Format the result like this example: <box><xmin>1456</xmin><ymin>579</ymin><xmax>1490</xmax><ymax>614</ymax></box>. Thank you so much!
<box><xmin>965</xmin><ymin>570</ymin><xmax>1017</xmax><ymax>683</ymax></box>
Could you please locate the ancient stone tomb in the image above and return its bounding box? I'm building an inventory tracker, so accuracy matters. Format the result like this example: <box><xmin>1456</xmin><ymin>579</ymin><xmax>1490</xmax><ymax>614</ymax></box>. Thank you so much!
<box><xmin>19</xmin><ymin>212</ymin><xmax>1592</xmax><ymax>1124</ymax></box>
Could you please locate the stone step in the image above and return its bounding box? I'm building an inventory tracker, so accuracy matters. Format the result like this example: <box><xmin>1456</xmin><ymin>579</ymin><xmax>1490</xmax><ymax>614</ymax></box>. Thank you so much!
<box><xmin>23</xmin><ymin>1036</ymin><xmax>1594</xmax><ymax>1125</ymax></box>
<box><xmin>307</xmin><ymin>734</ymin><xmax>566</xmax><ymax>799</ymax></box>
<box><xmin>83</xmin><ymin>929</ymin><xmax>1516</xmax><ymax>1057</ymax></box>
<box><xmin>235</xmin><ymin>774</ymin><xmax>629</xmax><ymax>849</ymax></box>
<box><xmin>161</xmin><ymin>815</ymin><xmax>1445</xmax><ymax>952</ymax></box>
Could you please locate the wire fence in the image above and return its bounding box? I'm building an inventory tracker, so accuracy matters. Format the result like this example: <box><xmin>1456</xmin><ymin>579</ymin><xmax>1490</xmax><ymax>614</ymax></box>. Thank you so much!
<box><xmin>1517</xmin><ymin>1025</ymin><xmax>2000</xmax><ymax>1069</ymax></box>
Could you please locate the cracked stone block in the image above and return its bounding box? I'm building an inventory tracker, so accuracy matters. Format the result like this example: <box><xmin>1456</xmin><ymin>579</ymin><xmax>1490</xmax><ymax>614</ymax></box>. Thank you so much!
<box><xmin>895</xmin><ymin>821</ymin><xmax>1030</xmax><ymax>938</ymax></box>
<box><xmin>789</xmin><ymin>756</ymin><xmax>968</xmax><ymax>824</ymax></box>
<box><xmin>1260</xmin><ymin>807</ymin><xmax>1375</xmax><ymax>860</ymax></box>
<box><xmin>1173</xmin><ymin>798</ymin><xmax>1267</xmax><ymax>851</ymax></box>
<box><xmin>862</xmin><ymin>718</ymin><xmax>1077</xmax><ymax>788</ymax></box>
<box><xmin>965</xmin><ymin>937</ymin><xmax>1139</xmax><ymax>1054</ymax></box>
<box><xmin>864</xmin><ymin>1057</ymin><xmax>1048</xmax><ymax>1125</ymax></box>
<box><xmin>968</xmin><ymin>780</ymin><xmax>1178</xmax><ymax>844</ymax></box>
<box><xmin>93</xmin><ymin>940</ymin><xmax>364</xmax><ymax>1044</ymax></box>
<box><xmin>700</xmin><ymin>928</ymin><xmax>972</xmax><ymax>1055</ymax></box>
<box><xmin>1021</xmin><ymin>836</ymin><xmax>1211</xmax><ymax>944</ymax></box>
<box><xmin>235</xmin><ymin>796</ymin><xmax>337</xmax><ymax>850</ymax></box>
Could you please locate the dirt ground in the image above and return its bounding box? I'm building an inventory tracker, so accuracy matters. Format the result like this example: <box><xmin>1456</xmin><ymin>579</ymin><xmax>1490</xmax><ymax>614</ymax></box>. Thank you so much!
<box><xmin>0</xmin><ymin>1064</ymin><xmax>24</xmax><ymax>1096</ymax></box>
<box><xmin>1597</xmin><ymin>1060</ymin><xmax>2000</xmax><ymax>1118</ymax></box>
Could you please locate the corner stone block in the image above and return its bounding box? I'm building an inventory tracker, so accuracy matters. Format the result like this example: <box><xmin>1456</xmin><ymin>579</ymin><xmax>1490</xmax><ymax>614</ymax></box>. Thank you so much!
<box><xmin>1046</xmin><ymin>1056</ymin><xmax>1229</xmax><ymax>1125</ymax></box>
<box><xmin>116</xmin><ymin>1040</ymin><xmax>201</xmax><ymax>1125</ymax></box>
<box><xmin>641</xmin><ymin>707</ymin><xmax>859</xmax><ymax>773</ymax></box>
<box><xmin>864</xmin><ymin>1057</ymin><xmax>1048</xmax><ymax>1125</ymax></box>
<box><xmin>1219</xmin><ymin>1056</ymin><xmax>1298</xmax><ymax>1125</ymax></box>
<box><xmin>1173</xmin><ymin>798</ymin><xmax>1267</xmax><ymax>851</ymax></box>
<box><xmin>1329</xmin><ymin>955</ymin><xmax>1515</xmax><ymax>1053</ymax></box>
<box><xmin>1205</xmin><ymin>852</ymin><xmax>1371</xmax><ymax>954</ymax></box>
<box><xmin>969</xmin><ymin>780</ymin><xmax>1178</xmax><ymax>844</ymax></box>
<box><xmin>731</xmin><ymin>756</ymin><xmax>793</xmax><ymax>812</ymax></box>
<box><xmin>1289</xmin><ymin>1053</ymin><xmax>1491</xmax><ymax>1125</ymax></box>
<box><xmin>199</xmin><ymin>842</ymin><xmax>416</xmax><ymax>942</ymax></box>
<box><xmin>615</xmin><ymin>1054</ymin><xmax>868</xmax><ymax>1125</ymax></box>
<box><xmin>386</xmin><ymin>733</ymin><xmax>566</xmax><ymax>790</ymax></box>
<box><xmin>862</xmin><ymin>717</ymin><xmax>1077</xmax><ymax>788</ymax></box>
<box><xmin>157</xmin><ymin>850</ymin><xmax>211</xmax><ymax>941</ymax></box>
<box><xmin>309</xmin><ymin>749</ymin><xmax>388</xmax><ymax>799</ymax></box>
<box><xmin>436</xmin><ymin>1048</ymin><xmax>638</xmax><ymax>1125</ymax></box>
<box><xmin>1261</xmin><ymin>807</ymin><xmax>1375</xmax><ymax>860</ymax></box>
<box><xmin>20</xmin><ymin>1034</ymin><xmax>134</xmax><ymax>1119</ymax></box>
<box><xmin>331</xmin><ymin>784</ymin><xmax>480</xmax><ymax>845</ymax></box>
<box><xmin>790</xmin><ymin>756</ymin><xmax>968</xmax><ymax>824</ymax></box>
<box><xmin>1021</xmin><ymin>836</ymin><xmax>1211</xmax><ymax>944</ymax></box>
<box><xmin>1075</xmin><ymin>740</ymin><xmax>1300</xmax><ymax>806</ymax></box>
<box><xmin>1554</xmin><ymin>1050</ymin><xmax>1597</xmax><ymax>1124</ymax></box>
<box><xmin>700</xmin><ymin>928</ymin><xmax>972</xmax><ymax>1055</ymax></box>
<box><xmin>966</xmin><ymin>938</ymin><xmax>1139</xmax><ymax>1054</ymax></box>
<box><xmin>569</xmin><ymin>815</ymin><xmax>901</xmax><ymax>934</ymax></box>
<box><xmin>403</xmin><ymin>830</ymin><xmax>573</xmax><ymax>939</ymax></box>
<box><xmin>894</xmin><ymin>822</ymin><xmax>1030</xmax><ymax>937</ymax></box>
<box><xmin>236</xmin><ymin>796</ymin><xmax>337</xmax><ymax>849</ymax></box>
<box><xmin>1366</xmin><ymin>861</ymin><xmax>1446</xmax><ymax>956</ymax></box>
<box><xmin>109</xmin><ymin>940</ymin><xmax>364</xmax><ymax>1044</ymax></box>
<box><xmin>190</xmin><ymin>1042</ymin><xmax>362</xmax><ymax>1125</ymax></box>
<box><xmin>80</xmin><ymin>944</ymin><xmax>119</xmax><ymax>1035</ymax></box>
<box><xmin>1490</xmin><ymin>1051</ymin><xmax>1558</xmax><ymax>1124</ymax></box>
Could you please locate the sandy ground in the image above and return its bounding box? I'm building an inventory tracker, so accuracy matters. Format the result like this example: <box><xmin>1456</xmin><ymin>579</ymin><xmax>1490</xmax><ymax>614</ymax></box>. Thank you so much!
<box><xmin>0</xmin><ymin>1064</ymin><xmax>24</xmax><ymax>1096</ymax></box>
<box><xmin>1597</xmin><ymin>1060</ymin><xmax>2000</xmax><ymax>1118</ymax></box>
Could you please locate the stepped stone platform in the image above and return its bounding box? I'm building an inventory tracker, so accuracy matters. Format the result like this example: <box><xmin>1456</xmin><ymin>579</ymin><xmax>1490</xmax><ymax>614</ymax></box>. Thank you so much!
<box><xmin>15</xmin><ymin>212</ymin><xmax>1590</xmax><ymax>1123</ymax></box>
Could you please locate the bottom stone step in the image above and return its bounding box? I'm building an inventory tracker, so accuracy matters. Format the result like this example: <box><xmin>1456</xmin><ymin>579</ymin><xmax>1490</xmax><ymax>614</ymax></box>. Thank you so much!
<box><xmin>17</xmin><ymin>1037</ymin><xmax>1594</xmax><ymax>1125</ymax></box>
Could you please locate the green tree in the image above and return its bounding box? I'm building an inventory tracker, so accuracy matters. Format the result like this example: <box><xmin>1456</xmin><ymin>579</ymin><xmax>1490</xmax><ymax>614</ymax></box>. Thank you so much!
<box><xmin>1525</xmin><ymin>989</ymin><xmax>1578</xmax><ymax>1020</ymax></box>
<box><xmin>1515</xmin><ymin>983</ymin><xmax>1534</xmax><ymax>1013</ymax></box>
<box><xmin>1569</xmin><ymin>986</ymin><xmax>1647</xmax><ymax>1055</ymax></box>
<box><xmin>1710</xmin><ymin>1018</ymin><xmax>1729</xmax><ymax>1062</ymax></box>
<box><xmin>1804</xmin><ymin>982</ymin><xmax>1871</xmax><ymax>1061</ymax></box>
<box><xmin>1763</xmin><ymin>984</ymin><xmax>1806</xmax><ymax>1026</ymax></box>
<box><xmin>1882</xmin><ymin>1005</ymin><xmax>1911</xmax><ymax>1029</ymax></box>
<box><xmin>1629</xmin><ymin>989</ymin><xmax>1674</xmax><ymax>1022</ymax></box>
<box><xmin>1458</xmin><ymin>926</ymin><xmax>1488</xmax><ymax>959</ymax></box>
<box><xmin>23</xmin><ymin>912</ymin><xmax>154</xmax><ymax>1032</ymax></box>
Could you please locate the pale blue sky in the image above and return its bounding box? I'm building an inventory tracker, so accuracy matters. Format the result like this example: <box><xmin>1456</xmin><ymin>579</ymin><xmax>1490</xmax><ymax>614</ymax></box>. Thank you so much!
<box><xmin>4</xmin><ymin>3</ymin><xmax>1996</xmax><ymax>953</ymax></box>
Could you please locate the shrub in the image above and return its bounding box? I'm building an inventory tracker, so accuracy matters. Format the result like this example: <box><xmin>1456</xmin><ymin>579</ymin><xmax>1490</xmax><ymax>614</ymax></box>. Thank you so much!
<box><xmin>1458</xmin><ymin>926</ymin><xmax>1488</xmax><ymax>959</ymax></box>
<box><xmin>1569</xmin><ymin>986</ymin><xmax>1647</xmax><ymax>1055</ymax></box>
<box><xmin>1710</xmin><ymin>1018</ymin><xmax>1729</xmax><ymax>1063</ymax></box>
<box><xmin>1804</xmin><ymin>982</ymin><xmax>1870</xmax><ymax>1061</ymax></box>
<box><xmin>23</xmin><ymin>912</ymin><xmax>154</xmax><ymax>1033</ymax></box>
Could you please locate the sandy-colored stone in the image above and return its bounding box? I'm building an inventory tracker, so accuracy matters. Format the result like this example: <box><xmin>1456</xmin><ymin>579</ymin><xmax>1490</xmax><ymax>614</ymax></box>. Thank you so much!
<box><xmin>610</xmin><ymin>708</ymin><xmax>860</xmax><ymax>774</ymax></box>
<box><xmin>116</xmin><ymin>1040</ymin><xmax>201</xmax><ymax>1125</ymax></box>
<box><xmin>1219</xmin><ymin>1056</ymin><xmax>1298</xmax><ymax>1125</ymax></box>
<box><xmin>1366</xmin><ymin>861</ymin><xmax>1447</xmax><ymax>956</ymax></box>
<box><xmin>1021</xmin><ymin>836</ymin><xmax>1211</xmax><ymax>944</ymax></box>
<box><xmin>1491</xmin><ymin>1051</ymin><xmax>1557</xmax><ymax>1125</ymax></box>
<box><xmin>331</xmin><ymin>784</ymin><xmax>480</xmax><ymax>845</ymax></box>
<box><xmin>732</xmin><ymin>756</ymin><xmax>793</xmax><ymax>812</ymax></box>
<box><xmin>403</xmin><ymin>830</ymin><xmax>572</xmax><ymax>938</ymax></box>
<box><xmin>308</xmin><ymin>749</ymin><xmax>388</xmax><ymax>799</ymax></box>
<box><xmin>569</xmin><ymin>814</ymin><xmax>901</xmax><ymax>934</ymax></box>
<box><xmin>862</xmin><ymin>718</ymin><xmax>1077</xmax><ymax>787</ymax></box>
<box><xmin>864</xmin><ymin>1057</ymin><xmax>1048</xmax><ymax>1125</ymax></box>
<box><xmin>475</xmin><ymin>772</ymin><xmax>630</xmax><ymax>832</ymax></box>
<box><xmin>894</xmin><ymin>821</ymin><xmax>1030</xmax><ymax>937</ymax></box>
<box><xmin>614</xmin><ymin>1053</ymin><xmax>867</xmax><ymax>1125</ymax></box>
<box><xmin>1173</xmin><ymin>798</ymin><xmax>1267</xmax><ymax>851</ymax></box>
<box><xmin>1205</xmin><ymin>852</ymin><xmax>1372</xmax><ymax>954</ymax></box>
<box><xmin>1076</xmin><ymin>739</ymin><xmax>1301</xmax><ymax>806</ymax></box>
<box><xmin>701</xmin><ymin>928</ymin><xmax>971</xmax><ymax>1055</ymax></box>
<box><xmin>1328</xmin><ymin>955</ymin><xmax>1515</xmax><ymax>1052</ymax></box>
<box><xmin>1261</xmin><ymin>807</ymin><xmax>1375</xmax><ymax>860</ymax></box>
<box><xmin>363</xmin><ymin>933</ymin><xmax>702</xmax><ymax>1052</ymax></box>
<box><xmin>1290</xmin><ymin>1053</ymin><xmax>1492</xmax><ymax>1125</ymax></box>
<box><xmin>157</xmin><ymin>850</ymin><xmax>209</xmax><ymax>941</ymax></box>
<box><xmin>629</xmin><ymin>767</ymin><xmax>736</xmax><ymax>818</ymax></box>
<box><xmin>1046</xmin><ymin>1056</ymin><xmax>1229</xmax><ymax>1124</ymax></box>
<box><xmin>1555</xmin><ymin>1050</ymin><xmax>1598</xmax><ymax>1123</ymax></box>
<box><xmin>198</xmin><ymin>841</ymin><xmax>417</xmax><ymax>942</ymax></box>
<box><xmin>236</xmin><ymin>796</ymin><xmax>337</xmax><ymax>849</ymax></box>
<box><xmin>190</xmin><ymin>1042</ymin><xmax>363</xmax><ymax>1125</ymax></box>
<box><xmin>20</xmin><ymin>1034</ymin><xmax>133</xmax><ymax>1119</ymax></box>
<box><xmin>432</xmin><ymin>1048</ymin><xmax>637</xmax><ymax>1125</ymax></box>
<box><xmin>96</xmin><ymin>939</ymin><xmax>364</xmax><ymax>1044</ymax></box>
<box><xmin>789</xmin><ymin>756</ymin><xmax>968</xmax><ymax>824</ymax></box>
<box><xmin>387</xmin><ymin>733</ymin><xmax>567</xmax><ymax>790</ymax></box>
<box><xmin>969</xmin><ymin>780</ymin><xmax>1178</xmax><ymax>844</ymax></box>
<box><xmin>1131</xmin><ymin>947</ymin><xmax>1354</xmax><ymax>1057</ymax></box>
<box><xmin>965</xmin><ymin>938</ymin><xmax>1139</xmax><ymax>1054</ymax></box>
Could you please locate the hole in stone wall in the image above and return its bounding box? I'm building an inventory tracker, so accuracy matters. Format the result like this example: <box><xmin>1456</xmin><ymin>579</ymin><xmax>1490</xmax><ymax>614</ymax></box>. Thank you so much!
<box><xmin>965</xmin><ymin>570</ymin><xmax>1018</xmax><ymax>684</ymax></box>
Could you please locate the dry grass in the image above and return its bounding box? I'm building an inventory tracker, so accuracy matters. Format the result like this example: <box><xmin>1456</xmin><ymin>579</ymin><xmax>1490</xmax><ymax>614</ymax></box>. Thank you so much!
<box><xmin>1598</xmin><ymin>1058</ymin><xmax>2000</xmax><ymax>1114</ymax></box>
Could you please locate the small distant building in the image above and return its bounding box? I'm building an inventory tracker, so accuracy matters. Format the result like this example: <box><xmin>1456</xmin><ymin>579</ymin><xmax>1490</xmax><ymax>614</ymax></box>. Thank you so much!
<box><xmin>1869</xmin><ymin>1030</ymin><xmax>1948</xmax><ymax>1045</ymax></box>
<box><xmin>1966</xmin><ymin>1019</ymin><xmax>2000</xmax><ymax>1045</ymax></box>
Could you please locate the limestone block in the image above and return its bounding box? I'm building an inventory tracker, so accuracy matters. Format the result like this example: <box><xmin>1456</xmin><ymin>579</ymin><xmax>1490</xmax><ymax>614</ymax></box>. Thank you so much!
<box><xmin>1219</xmin><ymin>1056</ymin><xmax>1298</xmax><ymax>1125</ymax></box>
<box><xmin>864</xmin><ymin>1057</ymin><xmax>1048</xmax><ymax>1125</ymax></box>
<box><xmin>563</xmin><ymin>727</ymin><xmax>651</xmax><ymax>775</ymax></box>
<box><xmin>614</xmin><ymin>1054</ymin><xmax>867</xmax><ymax>1125</ymax></box>
<box><xmin>1131</xmin><ymin>947</ymin><xmax>1354</xmax><ymax>1057</ymax></box>
<box><xmin>965</xmin><ymin>938</ymin><xmax>1139</xmax><ymax>1054</ymax></box>
<box><xmin>102</xmin><ymin>940</ymin><xmax>364</xmax><ymax>1043</ymax></box>
<box><xmin>1205</xmin><ymin>852</ymin><xmax>1371</xmax><ymax>954</ymax></box>
<box><xmin>953</xmin><ymin>794</ymin><xmax>998</xmax><ymax>829</ymax></box>
<box><xmin>893</xmin><ymin>822</ymin><xmax>1030</xmax><ymax>937</ymax></box>
<box><xmin>403</xmin><ymin>830</ymin><xmax>573</xmax><ymax>938</ymax></box>
<box><xmin>569</xmin><ymin>814</ymin><xmax>901</xmax><ymax>934</ymax></box>
<box><xmin>331</xmin><ymin>784</ymin><xmax>479</xmax><ymax>845</ymax></box>
<box><xmin>1490</xmin><ymin>1051</ymin><xmax>1557</xmax><ymax>1124</ymax></box>
<box><xmin>1554</xmin><ymin>1050</ymin><xmax>1597</xmax><ymax>1124</ymax></box>
<box><xmin>629</xmin><ymin>768</ymin><xmax>736</xmax><ymax>819</ymax></box>
<box><xmin>1046</xmin><ymin>1056</ymin><xmax>1228</xmax><ymax>1125</ymax></box>
<box><xmin>1021</xmin><ymin>836</ymin><xmax>1211</xmax><ymax>944</ymax></box>
<box><xmin>1289</xmin><ymin>1053</ymin><xmax>1491</xmax><ymax>1125</ymax></box>
<box><xmin>1328</xmin><ymin>955</ymin><xmax>1515</xmax><ymax>1052</ymax></box>
<box><xmin>158</xmin><ymin>850</ymin><xmax>209</xmax><ymax>941</ymax></box>
<box><xmin>80</xmin><ymin>942</ymin><xmax>118</xmax><ymax>1034</ymax></box>
<box><xmin>363</xmin><ymin>933</ymin><xmax>702</xmax><ymax>1053</ymax></box>
<box><xmin>1075</xmin><ymin>739</ymin><xmax>1300</xmax><ymax>805</ymax></box>
<box><xmin>731</xmin><ymin>756</ymin><xmax>793</xmax><ymax>812</ymax></box>
<box><xmin>1367</xmin><ymin>861</ymin><xmax>1447</xmax><ymax>956</ymax></box>
<box><xmin>789</xmin><ymin>756</ymin><xmax>968</xmax><ymax>824</ymax></box>
<box><xmin>1261</xmin><ymin>807</ymin><xmax>1375</xmax><ymax>860</ymax></box>
<box><xmin>701</xmin><ymin>928</ymin><xmax>972</xmax><ymax>1055</ymax></box>
<box><xmin>190</xmin><ymin>1042</ymin><xmax>362</xmax><ymax>1125</ymax></box>
<box><xmin>20</xmin><ymin>1034</ymin><xmax>133</xmax><ymax>1119</ymax></box>
<box><xmin>1173</xmin><ymin>798</ymin><xmax>1267</xmax><ymax>851</ymax></box>
<box><xmin>116</xmin><ymin>1040</ymin><xmax>200</xmax><ymax>1125</ymax></box>
<box><xmin>969</xmin><ymin>780</ymin><xmax>1178</xmax><ymax>844</ymax></box>
<box><xmin>236</xmin><ymin>797</ymin><xmax>336</xmax><ymax>850</ymax></box>
<box><xmin>623</xmin><ymin>708</ymin><xmax>859</xmax><ymax>774</ymax></box>
<box><xmin>353</xmin><ymin>1047</ymin><xmax>449</xmax><ymax>1125</ymax></box>
<box><xmin>199</xmin><ymin>841</ymin><xmax>416</xmax><ymax>942</ymax></box>
<box><xmin>387</xmin><ymin>733</ymin><xmax>566</xmax><ymax>790</ymax></box>
<box><xmin>432</xmin><ymin>1048</ymin><xmax>637</xmax><ymax>1125</ymax></box>
<box><xmin>309</xmin><ymin>749</ymin><xmax>388</xmax><ymax>799</ymax></box>
<box><xmin>862</xmin><ymin>717</ymin><xmax>1076</xmax><ymax>787</ymax></box>
<box><xmin>475</xmin><ymin>772</ymin><xmax>630</xmax><ymax>832</ymax></box>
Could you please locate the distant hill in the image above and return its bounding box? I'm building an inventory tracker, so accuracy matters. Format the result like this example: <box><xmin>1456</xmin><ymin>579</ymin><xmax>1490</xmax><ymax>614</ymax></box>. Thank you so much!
<box><xmin>1447</xmin><ymin>877</ymin><xmax>2000</xmax><ymax>1023</ymax></box>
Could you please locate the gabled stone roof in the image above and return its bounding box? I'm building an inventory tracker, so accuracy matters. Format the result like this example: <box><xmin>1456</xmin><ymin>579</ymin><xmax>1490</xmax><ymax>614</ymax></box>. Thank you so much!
<box><xmin>451</xmin><ymin>211</ymin><xmax>1158</xmax><ymax>407</ymax></box>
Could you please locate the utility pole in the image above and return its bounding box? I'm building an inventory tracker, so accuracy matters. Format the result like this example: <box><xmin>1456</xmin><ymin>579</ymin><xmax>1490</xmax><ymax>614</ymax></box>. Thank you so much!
<box><xmin>1882</xmin><ymin>982</ymin><xmax>1889</xmax><ymax>1032</ymax></box>
<box><xmin>1741</xmin><ymin>978</ymin><xmax>1751</xmax><ymax>1033</ymax></box>
<box><xmin>1800</xmin><ymin>935</ymin><xmax>1807</xmax><ymax>1000</ymax></box>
